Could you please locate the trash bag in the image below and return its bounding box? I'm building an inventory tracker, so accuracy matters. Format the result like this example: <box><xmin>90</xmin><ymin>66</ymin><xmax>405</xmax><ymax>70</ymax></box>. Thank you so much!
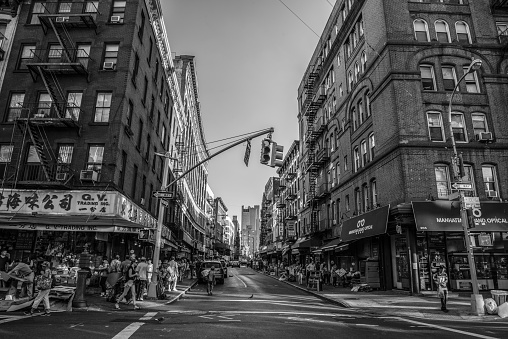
<box><xmin>484</xmin><ymin>298</ymin><xmax>498</xmax><ymax>315</ymax></box>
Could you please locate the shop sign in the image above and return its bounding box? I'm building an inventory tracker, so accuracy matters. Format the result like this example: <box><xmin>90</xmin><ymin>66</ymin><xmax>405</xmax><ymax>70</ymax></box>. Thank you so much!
<box><xmin>412</xmin><ymin>201</ymin><xmax>508</xmax><ymax>232</ymax></box>
<box><xmin>5</xmin><ymin>224</ymin><xmax>139</xmax><ymax>233</ymax></box>
<box><xmin>0</xmin><ymin>189</ymin><xmax>157</xmax><ymax>229</ymax></box>
<box><xmin>182</xmin><ymin>231</ymin><xmax>193</xmax><ymax>245</ymax></box>
<box><xmin>478</xmin><ymin>233</ymin><xmax>493</xmax><ymax>247</ymax></box>
<box><xmin>287</xmin><ymin>220</ymin><xmax>296</xmax><ymax>236</ymax></box>
<box><xmin>340</xmin><ymin>205</ymin><xmax>390</xmax><ymax>242</ymax></box>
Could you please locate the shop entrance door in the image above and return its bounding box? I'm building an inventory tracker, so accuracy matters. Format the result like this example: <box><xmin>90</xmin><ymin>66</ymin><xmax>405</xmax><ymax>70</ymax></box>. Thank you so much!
<box><xmin>393</xmin><ymin>232</ymin><xmax>410</xmax><ymax>290</ymax></box>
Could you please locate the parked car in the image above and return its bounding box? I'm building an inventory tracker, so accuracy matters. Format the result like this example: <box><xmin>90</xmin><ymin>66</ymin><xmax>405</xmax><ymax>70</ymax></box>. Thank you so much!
<box><xmin>220</xmin><ymin>260</ymin><xmax>228</xmax><ymax>278</ymax></box>
<box><xmin>198</xmin><ymin>261</ymin><xmax>225</xmax><ymax>284</ymax></box>
<box><xmin>231</xmin><ymin>261</ymin><xmax>240</xmax><ymax>267</ymax></box>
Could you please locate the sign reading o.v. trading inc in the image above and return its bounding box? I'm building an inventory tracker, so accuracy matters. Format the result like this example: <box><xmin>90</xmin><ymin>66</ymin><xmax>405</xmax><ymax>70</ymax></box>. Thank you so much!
<box><xmin>340</xmin><ymin>205</ymin><xmax>390</xmax><ymax>242</ymax></box>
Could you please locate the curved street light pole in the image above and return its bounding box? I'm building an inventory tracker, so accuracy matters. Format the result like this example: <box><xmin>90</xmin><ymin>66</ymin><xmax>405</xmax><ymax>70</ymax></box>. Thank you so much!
<box><xmin>447</xmin><ymin>58</ymin><xmax>482</xmax><ymax>309</ymax></box>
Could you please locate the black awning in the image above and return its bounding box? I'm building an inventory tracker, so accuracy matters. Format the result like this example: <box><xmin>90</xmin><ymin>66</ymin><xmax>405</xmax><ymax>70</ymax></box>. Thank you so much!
<box><xmin>341</xmin><ymin>205</ymin><xmax>390</xmax><ymax>242</ymax></box>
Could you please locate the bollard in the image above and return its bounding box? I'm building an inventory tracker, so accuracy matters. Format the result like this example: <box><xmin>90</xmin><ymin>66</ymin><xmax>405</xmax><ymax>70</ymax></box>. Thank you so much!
<box><xmin>72</xmin><ymin>270</ymin><xmax>88</xmax><ymax>308</ymax></box>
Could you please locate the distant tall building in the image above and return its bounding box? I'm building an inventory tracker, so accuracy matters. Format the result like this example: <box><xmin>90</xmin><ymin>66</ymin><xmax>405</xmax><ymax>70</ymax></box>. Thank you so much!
<box><xmin>241</xmin><ymin>205</ymin><xmax>260</xmax><ymax>258</ymax></box>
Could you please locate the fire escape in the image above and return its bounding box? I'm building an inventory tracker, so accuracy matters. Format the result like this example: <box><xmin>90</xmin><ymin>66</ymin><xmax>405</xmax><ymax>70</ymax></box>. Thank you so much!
<box><xmin>14</xmin><ymin>1</ymin><xmax>96</xmax><ymax>184</ymax></box>
<box><xmin>302</xmin><ymin>58</ymin><xmax>326</xmax><ymax>233</ymax></box>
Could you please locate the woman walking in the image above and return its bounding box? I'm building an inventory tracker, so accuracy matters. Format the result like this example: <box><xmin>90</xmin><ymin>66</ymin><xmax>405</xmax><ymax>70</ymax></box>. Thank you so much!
<box><xmin>115</xmin><ymin>259</ymin><xmax>140</xmax><ymax>310</ymax></box>
<box><xmin>98</xmin><ymin>259</ymin><xmax>109</xmax><ymax>297</ymax></box>
<box><xmin>24</xmin><ymin>261</ymin><xmax>52</xmax><ymax>316</ymax></box>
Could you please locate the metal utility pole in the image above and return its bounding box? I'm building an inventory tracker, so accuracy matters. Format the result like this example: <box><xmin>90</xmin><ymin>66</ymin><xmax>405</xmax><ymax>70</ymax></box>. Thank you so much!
<box><xmin>447</xmin><ymin>58</ymin><xmax>483</xmax><ymax>315</ymax></box>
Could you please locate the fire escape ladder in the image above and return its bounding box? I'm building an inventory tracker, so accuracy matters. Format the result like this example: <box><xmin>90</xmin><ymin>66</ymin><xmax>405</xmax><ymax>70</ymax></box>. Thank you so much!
<box><xmin>39</xmin><ymin>67</ymin><xmax>65</xmax><ymax>117</ymax></box>
<box><xmin>26</xmin><ymin>124</ymin><xmax>54</xmax><ymax>181</ymax></box>
<box><xmin>49</xmin><ymin>18</ymin><xmax>75</xmax><ymax>62</ymax></box>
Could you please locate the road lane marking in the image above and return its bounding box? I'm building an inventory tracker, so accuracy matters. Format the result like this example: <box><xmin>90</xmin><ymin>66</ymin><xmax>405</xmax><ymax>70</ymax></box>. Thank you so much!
<box><xmin>390</xmin><ymin>317</ymin><xmax>499</xmax><ymax>339</ymax></box>
<box><xmin>139</xmin><ymin>312</ymin><xmax>157</xmax><ymax>321</ymax></box>
<box><xmin>217</xmin><ymin>316</ymin><xmax>233</xmax><ymax>319</ymax></box>
<box><xmin>198</xmin><ymin>316</ymin><xmax>215</xmax><ymax>320</ymax></box>
<box><xmin>234</xmin><ymin>275</ymin><xmax>247</xmax><ymax>288</ymax></box>
<box><xmin>0</xmin><ymin>315</ymin><xmax>34</xmax><ymax>324</ymax></box>
<box><xmin>111</xmin><ymin>322</ymin><xmax>144</xmax><ymax>339</ymax></box>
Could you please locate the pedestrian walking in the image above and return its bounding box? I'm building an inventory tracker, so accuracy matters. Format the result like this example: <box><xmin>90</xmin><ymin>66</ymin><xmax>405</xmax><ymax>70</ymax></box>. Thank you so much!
<box><xmin>7</xmin><ymin>257</ymin><xmax>34</xmax><ymax>299</ymax></box>
<box><xmin>115</xmin><ymin>259</ymin><xmax>140</xmax><ymax>310</ymax></box>
<box><xmin>330</xmin><ymin>261</ymin><xmax>338</xmax><ymax>287</ymax></box>
<box><xmin>109</xmin><ymin>255</ymin><xmax>122</xmax><ymax>273</ymax></box>
<box><xmin>207</xmin><ymin>266</ymin><xmax>216</xmax><ymax>295</ymax></box>
<box><xmin>135</xmin><ymin>257</ymin><xmax>148</xmax><ymax>301</ymax></box>
<box><xmin>98</xmin><ymin>259</ymin><xmax>109</xmax><ymax>297</ymax></box>
<box><xmin>167</xmin><ymin>256</ymin><xmax>179</xmax><ymax>291</ymax></box>
<box><xmin>305</xmin><ymin>260</ymin><xmax>315</xmax><ymax>288</ymax></box>
<box><xmin>25</xmin><ymin>261</ymin><xmax>52</xmax><ymax>316</ymax></box>
<box><xmin>147</xmin><ymin>259</ymin><xmax>153</xmax><ymax>283</ymax></box>
<box><xmin>433</xmin><ymin>264</ymin><xmax>449</xmax><ymax>312</ymax></box>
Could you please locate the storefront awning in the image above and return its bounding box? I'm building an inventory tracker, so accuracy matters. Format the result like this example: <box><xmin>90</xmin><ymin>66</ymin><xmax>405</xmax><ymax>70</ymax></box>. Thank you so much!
<box><xmin>340</xmin><ymin>205</ymin><xmax>390</xmax><ymax>242</ymax></box>
<box><xmin>291</xmin><ymin>236</ymin><xmax>320</xmax><ymax>250</ymax></box>
<box><xmin>0</xmin><ymin>213</ymin><xmax>144</xmax><ymax>233</ymax></box>
<box><xmin>413</xmin><ymin>201</ymin><xmax>508</xmax><ymax>232</ymax></box>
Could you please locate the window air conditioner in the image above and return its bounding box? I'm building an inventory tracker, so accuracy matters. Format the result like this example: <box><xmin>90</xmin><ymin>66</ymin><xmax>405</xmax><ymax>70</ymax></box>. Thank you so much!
<box><xmin>487</xmin><ymin>191</ymin><xmax>498</xmax><ymax>198</ymax></box>
<box><xmin>110</xmin><ymin>16</ymin><xmax>121</xmax><ymax>23</ymax></box>
<box><xmin>103</xmin><ymin>62</ymin><xmax>115</xmax><ymax>70</ymax></box>
<box><xmin>80</xmin><ymin>170</ymin><xmax>98</xmax><ymax>182</ymax></box>
<box><xmin>55</xmin><ymin>172</ymin><xmax>68</xmax><ymax>181</ymax></box>
<box><xmin>55</xmin><ymin>17</ymin><xmax>69</xmax><ymax>23</ymax></box>
<box><xmin>475</xmin><ymin>132</ymin><xmax>493</xmax><ymax>142</ymax></box>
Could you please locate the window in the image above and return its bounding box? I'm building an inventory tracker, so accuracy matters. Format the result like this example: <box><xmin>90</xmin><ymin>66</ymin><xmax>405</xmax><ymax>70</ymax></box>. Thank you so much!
<box><xmin>141</xmin><ymin>175</ymin><xmax>147</xmax><ymax>204</ymax></box>
<box><xmin>472</xmin><ymin>113</ymin><xmax>488</xmax><ymax>135</ymax></box>
<box><xmin>435</xmin><ymin>164</ymin><xmax>451</xmax><ymax>199</ymax></box>
<box><xmin>142</xmin><ymin>77</ymin><xmax>148</xmax><ymax>105</ymax></box>
<box><xmin>18</xmin><ymin>44</ymin><xmax>35</xmax><ymax>70</ymax></box>
<box><xmin>148</xmin><ymin>38</ymin><xmax>153</xmax><ymax>64</ymax></box>
<box><xmin>345</xmin><ymin>40</ymin><xmax>351</xmax><ymax>58</ymax></box>
<box><xmin>0</xmin><ymin>145</ymin><xmax>13</xmax><ymax>180</ymax></box>
<box><xmin>451</xmin><ymin>113</ymin><xmax>467</xmax><ymax>142</ymax></box>
<box><xmin>482</xmin><ymin>165</ymin><xmax>499</xmax><ymax>197</ymax></box>
<box><xmin>103</xmin><ymin>44</ymin><xmax>119</xmax><ymax>69</ymax></box>
<box><xmin>463</xmin><ymin>67</ymin><xmax>479</xmax><ymax>93</ymax></box>
<box><xmin>354</xmin><ymin>62</ymin><xmax>360</xmax><ymax>81</ymax></box>
<box><xmin>85</xmin><ymin>1</ymin><xmax>99</xmax><ymax>13</ymax></box>
<box><xmin>145</xmin><ymin>135</ymin><xmax>151</xmax><ymax>160</ymax></box>
<box><xmin>29</xmin><ymin>1</ymin><xmax>46</xmax><ymax>25</ymax></box>
<box><xmin>37</xmin><ymin>93</ymin><xmax>52</xmax><ymax>117</ymax></box>
<box><xmin>161</xmin><ymin>125</ymin><xmax>167</xmax><ymax>149</ymax></box>
<box><xmin>126</xmin><ymin>100</ymin><xmax>133</xmax><ymax>128</ymax></box>
<box><xmin>156</xmin><ymin>111</ymin><xmax>161</xmax><ymax>133</ymax></box>
<box><xmin>111</xmin><ymin>1</ymin><xmax>126</xmax><ymax>23</ymax></box>
<box><xmin>352</xmin><ymin>107</ymin><xmax>357</xmax><ymax>130</ymax></box>
<box><xmin>442</xmin><ymin>66</ymin><xmax>457</xmax><ymax>91</ymax></box>
<box><xmin>7</xmin><ymin>93</ymin><xmax>25</xmax><ymax>121</ymax></box>
<box><xmin>363</xmin><ymin>184</ymin><xmax>369</xmax><ymax>212</ymax></box>
<box><xmin>119</xmin><ymin>151</ymin><xmax>127</xmax><ymax>189</ymax></box>
<box><xmin>57</xmin><ymin>145</ymin><xmax>73</xmax><ymax>164</ymax></box>
<box><xmin>137</xmin><ymin>119</ymin><xmax>143</xmax><ymax>148</ymax></box>
<box><xmin>76</xmin><ymin>44</ymin><xmax>91</xmax><ymax>68</ymax></box>
<box><xmin>132</xmin><ymin>53</ymin><xmax>139</xmax><ymax>85</ymax></box>
<box><xmin>358</xmin><ymin>18</ymin><xmax>364</xmax><ymax>37</ymax></box>
<box><xmin>369</xmin><ymin>133</ymin><xmax>375</xmax><ymax>159</ymax></box>
<box><xmin>371</xmin><ymin>180</ymin><xmax>377</xmax><ymax>208</ymax></box>
<box><xmin>427</xmin><ymin>112</ymin><xmax>445</xmax><ymax>142</ymax></box>
<box><xmin>132</xmin><ymin>165</ymin><xmax>138</xmax><ymax>198</ymax></box>
<box><xmin>86</xmin><ymin>145</ymin><xmax>104</xmax><ymax>172</ymax></box>
<box><xmin>48</xmin><ymin>44</ymin><xmax>63</xmax><ymax>63</ymax></box>
<box><xmin>66</xmin><ymin>92</ymin><xmax>82</xmax><ymax>120</ymax></box>
<box><xmin>58</xmin><ymin>2</ymin><xmax>72</xmax><ymax>13</ymax></box>
<box><xmin>435</xmin><ymin>20</ymin><xmax>451</xmax><ymax>43</ymax></box>
<box><xmin>455</xmin><ymin>21</ymin><xmax>471</xmax><ymax>43</ymax></box>
<box><xmin>94</xmin><ymin>92</ymin><xmax>112</xmax><ymax>122</ymax></box>
<box><xmin>463</xmin><ymin>164</ymin><xmax>476</xmax><ymax>193</ymax></box>
<box><xmin>360</xmin><ymin>51</ymin><xmax>367</xmax><ymax>73</ymax></box>
<box><xmin>339</xmin><ymin>84</ymin><xmax>343</xmax><ymax>97</ymax></box>
<box><xmin>497</xmin><ymin>22</ymin><xmax>508</xmax><ymax>37</ymax></box>
<box><xmin>358</xmin><ymin>100</ymin><xmax>364</xmax><ymax>124</ymax></box>
<box><xmin>414</xmin><ymin>19</ymin><xmax>429</xmax><ymax>42</ymax></box>
<box><xmin>345</xmin><ymin>195</ymin><xmax>350</xmax><ymax>212</ymax></box>
<box><xmin>355</xmin><ymin>188</ymin><xmax>361</xmax><ymax>214</ymax></box>
<box><xmin>149</xmin><ymin>96</ymin><xmax>155</xmax><ymax>121</ymax></box>
<box><xmin>138</xmin><ymin>11</ymin><xmax>146</xmax><ymax>40</ymax></box>
<box><xmin>361</xmin><ymin>140</ymin><xmax>368</xmax><ymax>165</ymax></box>
<box><xmin>420</xmin><ymin>65</ymin><xmax>436</xmax><ymax>91</ymax></box>
<box><xmin>366</xmin><ymin>91</ymin><xmax>371</xmax><ymax>117</ymax></box>
<box><xmin>354</xmin><ymin>147</ymin><xmax>360</xmax><ymax>172</ymax></box>
<box><xmin>337</xmin><ymin>53</ymin><xmax>341</xmax><ymax>66</ymax></box>
<box><xmin>154</xmin><ymin>60</ymin><xmax>160</xmax><ymax>83</ymax></box>
<box><xmin>348</xmin><ymin>71</ymin><xmax>354</xmax><ymax>91</ymax></box>
<box><xmin>352</xmin><ymin>30</ymin><xmax>358</xmax><ymax>48</ymax></box>
<box><xmin>152</xmin><ymin>146</ymin><xmax>157</xmax><ymax>170</ymax></box>
<box><xmin>344</xmin><ymin>156</ymin><xmax>348</xmax><ymax>171</ymax></box>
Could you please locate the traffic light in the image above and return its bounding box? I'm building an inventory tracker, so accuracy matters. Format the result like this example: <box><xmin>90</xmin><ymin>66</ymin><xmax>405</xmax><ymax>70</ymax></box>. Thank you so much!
<box><xmin>260</xmin><ymin>138</ymin><xmax>272</xmax><ymax>165</ymax></box>
<box><xmin>270</xmin><ymin>142</ymin><xmax>284</xmax><ymax>167</ymax></box>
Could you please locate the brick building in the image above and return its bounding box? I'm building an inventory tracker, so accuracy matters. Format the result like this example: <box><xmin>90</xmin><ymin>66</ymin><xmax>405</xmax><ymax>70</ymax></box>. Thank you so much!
<box><xmin>295</xmin><ymin>0</ymin><xmax>508</xmax><ymax>293</ymax></box>
<box><xmin>0</xmin><ymin>1</ymin><xmax>190</xmax><ymax>264</ymax></box>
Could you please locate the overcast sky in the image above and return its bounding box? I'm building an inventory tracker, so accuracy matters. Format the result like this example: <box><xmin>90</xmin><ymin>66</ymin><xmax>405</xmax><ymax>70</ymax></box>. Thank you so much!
<box><xmin>162</xmin><ymin>0</ymin><xmax>332</xmax><ymax>220</ymax></box>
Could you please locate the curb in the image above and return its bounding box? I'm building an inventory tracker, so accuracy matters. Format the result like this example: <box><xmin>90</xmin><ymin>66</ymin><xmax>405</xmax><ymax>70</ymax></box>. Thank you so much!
<box><xmin>263</xmin><ymin>272</ymin><xmax>350</xmax><ymax>308</ymax></box>
<box><xmin>165</xmin><ymin>279</ymin><xmax>199</xmax><ymax>305</ymax></box>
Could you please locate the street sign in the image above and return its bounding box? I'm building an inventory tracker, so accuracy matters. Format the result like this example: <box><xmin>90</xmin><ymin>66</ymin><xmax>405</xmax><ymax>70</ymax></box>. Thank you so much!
<box><xmin>463</xmin><ymin>196</ymin><xmax>481</xmax><ymax>209</ymax></box>
<box><xmin>152</xmin><ymin>191</ymin><xmax>173</xmax><ymax>199</ymax></box>
<box><xmin>451</xmin><ymin>182</ymin><xmax>473</xmax><ymax>190</ymax></box>
<box><xmin>244</xmin><ymin>140</ymin><xmax>251</xmax><ymax>167</ymax></box>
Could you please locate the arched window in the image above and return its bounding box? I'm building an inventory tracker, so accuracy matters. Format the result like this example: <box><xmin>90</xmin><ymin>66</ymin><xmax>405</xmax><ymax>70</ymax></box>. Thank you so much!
<box><xmin>413</xmin><ymin>19</ymin><xmax>429</xmax><ymax>42</ymax></box>
<box><xmin>365</xmin><ymin>91</ymin><xmax>371</xmax><ymax>117</ymax></box>
<box><xmin>358</xmin><ymin>100</ymin><xmax>364</xmax><ymax>124</ymax></box>
<box><xmin>348</xmin><ymin>71</ymin><xmax>354</xmax><ymax>91</ymax></box>
<box><xmin>455</xmin><ymin>21</ymin><xmax>471</xmax><ymax>43</ymax></box>
<box><xmin>352</xmin><ymin>107</ymin><xmax>357</xmax><ymax>130</ymax></box>
<box><xmin>360</xmin><ymin>51</ymin><xmax>367</xmax><ymax>73</ymax></box>
<box><xmin>354</xmin><ymin>62</ymin><xmax>360</xmax><ymax>81</ymax></box>
<box><xmin>435</xmin><ymin>20</ymin><xmax>451</xmax><ymax>43</ymax></box>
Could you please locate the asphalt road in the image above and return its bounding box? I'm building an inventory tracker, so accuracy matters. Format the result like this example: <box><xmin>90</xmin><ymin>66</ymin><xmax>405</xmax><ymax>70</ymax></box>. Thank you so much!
<box><xmin>1</xmin><ymin>267</ymin><xmax>507</xmax><ymax>338</ymax></box>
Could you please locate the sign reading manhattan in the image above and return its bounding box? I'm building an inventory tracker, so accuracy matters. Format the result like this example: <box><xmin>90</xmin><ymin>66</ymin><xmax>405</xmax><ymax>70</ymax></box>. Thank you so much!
<box><xmin>340</xmin><ymin>205</ymin><xmax>390</xmax><ymax>242</ymax></box>
<box><xmin>412</xmin><ymin>201</ymin><xmax>508</xmax><ymax>232</ymax></box>
<box><xmin>0</xmin><ymin>190</ymin><xmax>157</xmax><ymax>229</ymax></box>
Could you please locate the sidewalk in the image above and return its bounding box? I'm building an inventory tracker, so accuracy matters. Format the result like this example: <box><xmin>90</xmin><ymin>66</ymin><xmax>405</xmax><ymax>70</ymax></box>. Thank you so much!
<box><xmin>79</xmin><ymin>278</ymin><xmax>198</xmax><ymax>312</ymax></box>
<box><xmin>265</xmin><ymin>272</ymin><xmax>507</xmax><ymax>322</ymax></box>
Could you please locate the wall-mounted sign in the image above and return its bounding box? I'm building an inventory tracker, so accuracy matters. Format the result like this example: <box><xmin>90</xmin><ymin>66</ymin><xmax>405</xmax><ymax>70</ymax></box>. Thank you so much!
<box><xmin>340</xmin><ymin>205</ymin><xmax>390</xmax><ymax>242</ymax></box>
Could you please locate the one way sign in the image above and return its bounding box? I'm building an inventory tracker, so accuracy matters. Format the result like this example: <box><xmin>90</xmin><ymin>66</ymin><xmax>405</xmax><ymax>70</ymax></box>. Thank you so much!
<box><xmin>451</xmin><ymin>182</ymin><xmax>473</xmax><ymax>190</ymax></box>
<box><xmin>152</xmin><ymin>191</ymin><xmax>173</xmax><ymax>199</ymax></box>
